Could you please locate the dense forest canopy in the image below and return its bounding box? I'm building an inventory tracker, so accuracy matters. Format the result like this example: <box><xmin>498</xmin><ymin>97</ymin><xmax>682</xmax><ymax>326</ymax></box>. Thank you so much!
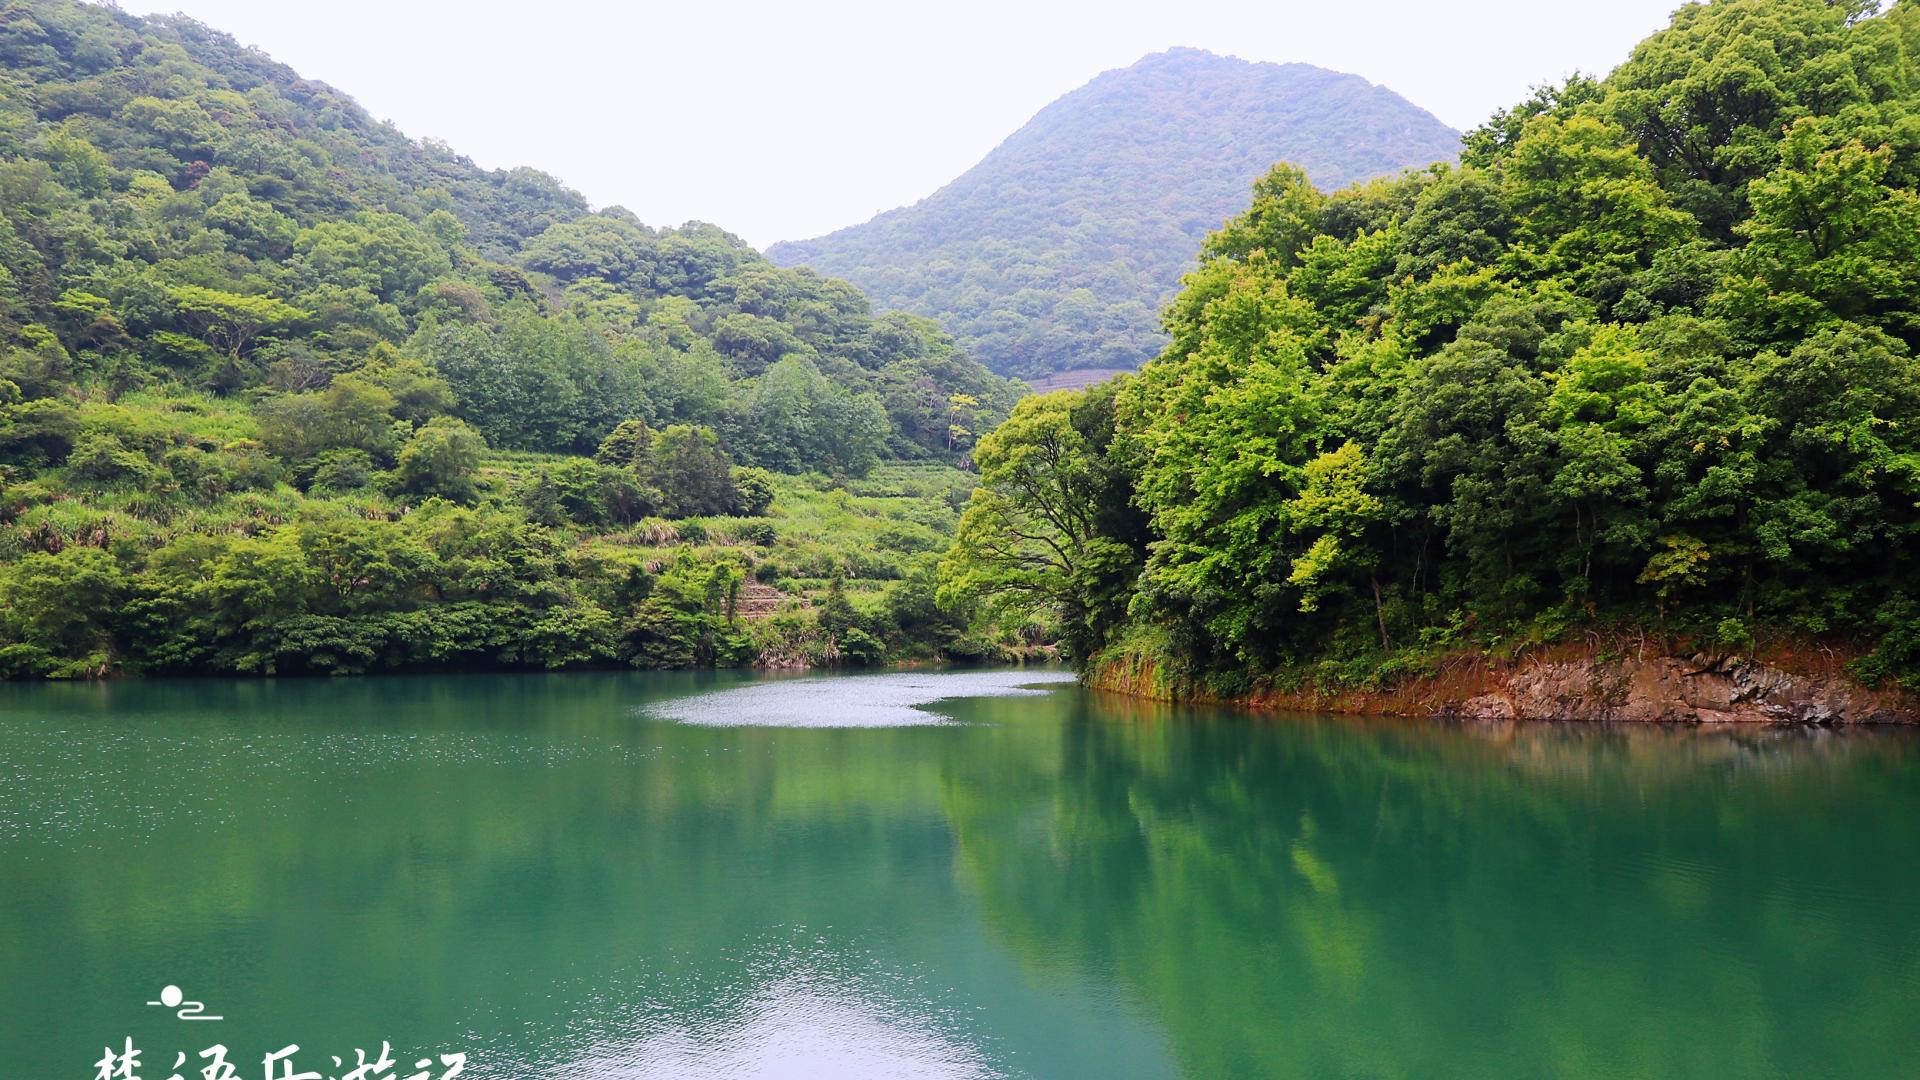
<box><xmin>943</xmin><ymin>0</ymin><xmax>1920</xmax><ymax>691</ymax></box>
<box><xmin>0</xmin><ymin>0</ymin><xmax>1018</xmax><ymax>467</ymax></box>
<box><xmin>769</xmin><ymin>49</ymin><xmax>1460</xmax><ymax>379</ymax></box>
<box><xmin>0</xmin><ymin>0</ymin><xmax>1017</xmax><ymax>677</ymax></box>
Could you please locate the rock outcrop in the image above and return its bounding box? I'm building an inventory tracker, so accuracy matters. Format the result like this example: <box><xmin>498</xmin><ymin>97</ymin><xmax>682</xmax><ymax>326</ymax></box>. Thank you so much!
<box><xmin>1448</xmin><ymin>654</ymin><xmax>1907</xmax><ymax>725</ymax></box>
<box><xmin>1086</xmin><ymin>647</ymin><xmax>1917</xmax><ymax>724</ymax></box>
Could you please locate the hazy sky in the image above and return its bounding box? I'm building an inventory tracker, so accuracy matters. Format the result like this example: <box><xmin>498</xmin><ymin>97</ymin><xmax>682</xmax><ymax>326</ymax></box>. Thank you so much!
<box><xmin>128</xmin><ymin>0</ymin><xmax>1685</xmax><ymax>248</ymax></box>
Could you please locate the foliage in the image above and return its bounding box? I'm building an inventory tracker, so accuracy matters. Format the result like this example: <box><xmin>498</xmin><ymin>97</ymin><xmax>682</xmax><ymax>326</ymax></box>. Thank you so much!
<box><xmin>943</xmin><ymin>0</ymin><xmax>1920</xmax><ymax>689</ymax></box>
<box><xmin>647</xmin><ymin>424</ymin><xmax>739</xmax><ymax>518</ymax></box>
<box><xmin>0</xmin><ymin>0</ymin><xmax>1017</xmax><ymax>474</ymax></box>
<box><xmin>392</xmin><ymin>417</ymin><xmax>484</xmax><ymax>503</ymax></box>
<box><xmin>0</xmin><ymin>0</ymin><xmax>1020</xmax><ymax>678</ymax></box>
<box><xmin>1</xmin><ymin>422</ymin><xmax>984</xmax><ymax>674</ymax></box>
<box><xmin>939</xmin><ymin>383</ymin><xmax>1147</xmax><ymax>659</ymax></box>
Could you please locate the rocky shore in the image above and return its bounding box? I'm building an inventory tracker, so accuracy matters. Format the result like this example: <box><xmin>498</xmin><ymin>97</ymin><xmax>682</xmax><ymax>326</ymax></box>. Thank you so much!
<box><xmin>1086</xmin><ymin>648</ymin><xmax>1918</xmax><ymax>725</ymax></box>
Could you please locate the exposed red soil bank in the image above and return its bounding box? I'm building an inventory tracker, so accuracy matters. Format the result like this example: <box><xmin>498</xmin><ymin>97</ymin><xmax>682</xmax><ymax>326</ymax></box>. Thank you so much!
<box><xmin>1087</xmin><ymin>644</ymin><xmax>1918</xmax><ymax>724</ymax></box>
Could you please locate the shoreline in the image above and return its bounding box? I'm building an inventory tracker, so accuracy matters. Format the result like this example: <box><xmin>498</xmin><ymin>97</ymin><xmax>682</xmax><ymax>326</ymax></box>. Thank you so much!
<box><xmin>1083</xmin><ymin>645</ymin><xmax>1920</xmax><ymax>726</ymax></box>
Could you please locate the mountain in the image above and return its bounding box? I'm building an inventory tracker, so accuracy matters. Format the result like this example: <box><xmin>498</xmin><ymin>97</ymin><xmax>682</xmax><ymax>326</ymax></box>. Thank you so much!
<box><xmin>942</xmin><ymin>0</ymin><xmax>1920</xmax><ymax>695</ymax></box>
<box><xmin>0</xmin><ymin>0</ymin><xmax>1017</xmax><ymax>469</ymax></box>
<box><xmin>0</xmin><ymin>0</ymin><xmax>1020</xmax><ymax>678</ymax></box>
<box><xmin>767</xmin><ymin>48</ymin><xmax>1461</xmax><ymax>378</ymax></box>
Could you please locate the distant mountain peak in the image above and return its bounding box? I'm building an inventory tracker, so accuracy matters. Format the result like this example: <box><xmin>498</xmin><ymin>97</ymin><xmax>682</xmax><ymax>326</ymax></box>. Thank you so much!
<box><xmin>768</xmin><ymin>51</ymin><xmax>1458</xmax><ymax>378</ymax></box>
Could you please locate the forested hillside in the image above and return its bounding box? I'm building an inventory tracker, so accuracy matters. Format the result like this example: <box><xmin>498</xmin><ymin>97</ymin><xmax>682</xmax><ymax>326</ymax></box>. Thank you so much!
<box><xmin>769</xmin><ymin>49</ymin><xmax>1459</xmax><ymax>378</ymax></box>
<box><xmin>0</xmin><ymin>0</ymin><xmax>1018</xmax><ymax>677</ymax></box>
<box><xmin>943</xmin><ymin>0</ymin><xmax>1920</xmax><ymax>693</ymax></box>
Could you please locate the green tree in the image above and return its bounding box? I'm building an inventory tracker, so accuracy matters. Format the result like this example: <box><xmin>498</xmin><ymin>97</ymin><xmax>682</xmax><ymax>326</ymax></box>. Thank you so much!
<box><xmin>594</xmin><ymin>418</ymin><xmax>653</xmax><ymax>468</ymax></box>
<box><xmin>941</xmin><ymin>386</ymin><xmax>1144</xmax><ymax>659</ymax></box>
<box><xmin>1724</xmin><ymin>120</ymin><xmax>1920</xmax><ymax>344</ymax></box>
<box><xmin>0</xmin><ymin>547</ymin><xmax>126</xmax><ymax>676</ymax></box>
<box><xmin>817</xmin><ymin>573</ymin><xmax>858</xmax><ymax>662</ymax></box>
<box><xmin>730</xmin><ymin>466</ymin><xmax>776</xmax><ymax>516</ymax></box>
<box><xmin>169</xmin><ymin>285</ymin><xmax>307</xmax><ymax>363</ymax></box>
<box><xmin>392</xmin><ymin>417</ymin><xmax>485</xmax><ymax>504</ymax></box>
<box><xmin>292</xmin><ymin>211</ymin><xmax>453</xmax><ymax>305</ymax></box>
<box><xmin>648</xmin><ymin>424</ymin><xmax>739</xmax><ymax>518</ymax></box>
<box><xmin>256</xmin><ymin>376</ymin><xmax>400</xmax><ymax>460</ymax></box>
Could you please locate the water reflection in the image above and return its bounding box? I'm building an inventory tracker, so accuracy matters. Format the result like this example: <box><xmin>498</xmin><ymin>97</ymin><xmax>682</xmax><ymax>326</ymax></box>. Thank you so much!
<box><xmin>941</xmin><ymin>690</ymin><xmax>1920</xmax><ymax>1078</ymax></box>
<box><xmin>1</xmin><ymin>673</ymin><xmax>1916</xmax><ymax>1078</ymax></box>
<box><xmin>539</xmin><ymin>951</ymin><xmax>1000</xmax><ymax>1079</ymax></box>
<box><xmin>647</xmin><ymin>670</ymin><xmax>1078</xmax><ymax>727</ymax></box>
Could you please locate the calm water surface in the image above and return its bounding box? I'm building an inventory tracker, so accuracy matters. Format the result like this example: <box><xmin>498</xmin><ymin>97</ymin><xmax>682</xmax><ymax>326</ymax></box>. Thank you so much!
<box><xmin>3</xmin><ymin>669</ymin><xmax>1918</xmax><ymax>1078</ymax></box>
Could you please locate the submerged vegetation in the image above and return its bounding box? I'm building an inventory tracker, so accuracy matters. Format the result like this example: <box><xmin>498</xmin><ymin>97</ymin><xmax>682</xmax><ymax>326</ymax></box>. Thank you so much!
<box><xmin>0</xmin><ymin>0</ymin><xmax>1021</xmax><ymax>676</ymax></box>
<box><xmin>943</xmin><ymin>0</ymin><xmax>1920</xmax><ymax>696</ymax></box>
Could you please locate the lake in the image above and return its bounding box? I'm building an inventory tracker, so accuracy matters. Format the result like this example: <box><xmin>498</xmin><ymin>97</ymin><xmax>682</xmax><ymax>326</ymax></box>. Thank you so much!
<box><xmin>3</xmin><ymin>669</ymin><xmax>1918</xmax><ymax>1078</ymax></box>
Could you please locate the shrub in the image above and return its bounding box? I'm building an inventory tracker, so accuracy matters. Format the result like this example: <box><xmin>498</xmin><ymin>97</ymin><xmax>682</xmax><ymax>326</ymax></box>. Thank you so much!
<box><xmin>731</xmin><ymin>466</ymin><xmax>776</xmax><ymax>516</ymax></box>
<box><xmin>307</xmin><ymin>448</ymin><xmax>375</xmax><ymax>493</ymax></box>
<box><xmin>392</xmin><ymin>417</ymin><xmax>484</xmax><ymax>503</ymax></box>
<box><xmin>735</xmin><ymin>520</ymin><xmax>777</xmax><ymax>546</ymax></box>
<box><xmin>66</xmin><ymin>432</ymin><xmax>155</xmax><ymax>488</ymax></box>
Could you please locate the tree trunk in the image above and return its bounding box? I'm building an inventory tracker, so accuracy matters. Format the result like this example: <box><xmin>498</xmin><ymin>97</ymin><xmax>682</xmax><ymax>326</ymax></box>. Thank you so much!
<box><xmin>1371</xmin><ymin>573</ymin><xmax>1390</xmax><ymax>650</ymax></box>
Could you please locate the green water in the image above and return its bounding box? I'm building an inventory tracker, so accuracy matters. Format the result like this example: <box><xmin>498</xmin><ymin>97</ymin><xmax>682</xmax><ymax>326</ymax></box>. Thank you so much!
<box><xmin>3</xmin><ymin>670</ymin><xmax>1918</xmax><ymax>1079</ymax></box>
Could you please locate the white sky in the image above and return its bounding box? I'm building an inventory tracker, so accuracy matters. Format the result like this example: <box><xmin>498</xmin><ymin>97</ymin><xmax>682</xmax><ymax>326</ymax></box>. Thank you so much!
<box><xmin>127</xmin><ymin>0</ymin><xmax>1685</xmax><ymax>248</ymax></box>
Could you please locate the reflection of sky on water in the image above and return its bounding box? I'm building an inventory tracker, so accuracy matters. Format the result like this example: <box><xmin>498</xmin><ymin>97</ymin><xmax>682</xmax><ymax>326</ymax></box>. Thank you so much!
<box><xmin>467</xmin><ymin>926</ymin><xmax>1082</xmax><ymax>1079</ymax></box>
<box><xmin>549</xmin><ymin>976</ymin><xmax>1001</xmax><ymax>1079</ymax></box>
<box><xmin>10</xmin><ymin>670</ymin><xmax>1913</xmax><ymax>1079</ymax></box>
<box><xmin>647</xmin><ymin>671</ymin><xmax>1079</xmax><ymax>728</ymax></box>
